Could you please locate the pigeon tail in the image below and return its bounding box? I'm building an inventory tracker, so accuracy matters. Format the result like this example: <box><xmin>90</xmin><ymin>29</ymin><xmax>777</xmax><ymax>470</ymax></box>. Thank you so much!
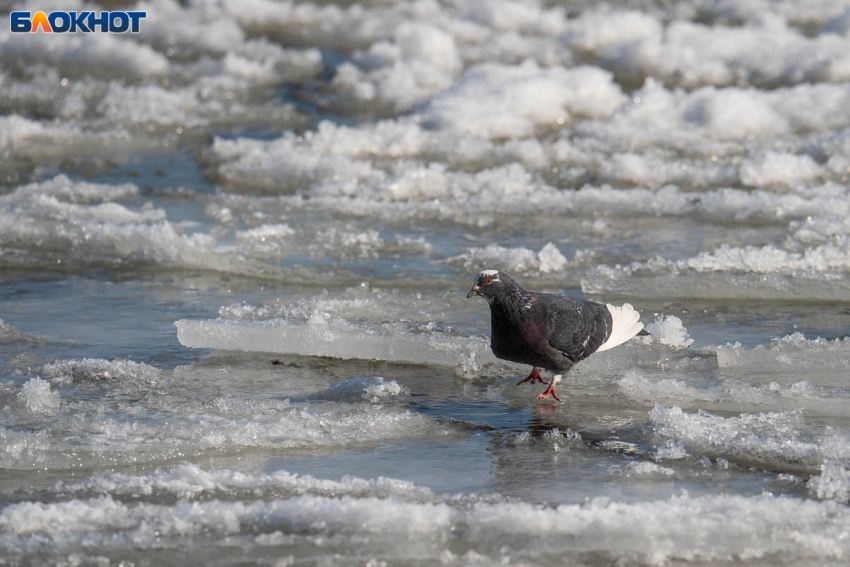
<box><xmin>597</xmin><ymin>303</ymin><xmax>644</xmax><ymax>352</ymax></box>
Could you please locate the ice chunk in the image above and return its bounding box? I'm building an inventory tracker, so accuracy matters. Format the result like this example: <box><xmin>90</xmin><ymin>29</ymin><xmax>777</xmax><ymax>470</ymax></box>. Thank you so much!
<box><xmin>582</xmin><ymin>234</ymin><xmax>850</xmax><ymax>302</ymax></box>
<box><xmin>717</xmin><ymin>333</ymin><xmax>850</xmax><ymax>387</ymax></box>
<box><xmin>9</xmin><ymin>469</ymin><xmax>850</xmax><ymax>564</ymax></box>
<box><xmin>421</xmin><ymin>61</ymin><xmax>626</xmax><ymax>139</ymax></box>
<box><xmin>320</xmin><ymin>376</ymin><xmax>410</xmax><ymax>404</ymax></box>
<box><xmin>739</xmin><ymin>151</ymin><xmax>824</xmax><ymax>188</ymax></box>
<box><xmin>331</xmin><ymin>23</ymin><xmax>461</xmax><ymax>110</ymax></box>
<box><xmin>445</xmin><ymin>242</ymin><xmax>571</xmax><ymax>274</ymax></box>
<box><xmin>0</xmin><ymin>29</ymin><xmax>169</xmax><ymax>79</ymax></box>
<box><xmin>17</xmin><ymin>378</ymin><xmax>60</xmax><ymax>415</ymax></box>
<box><xmin>176</xmin><ymin>317</ymin><xmax>499</xmax><ymax>367</ymax></box>
<box><xmin>644</xmin><ymin>315</ymin><xmax>694</xmax><ymax>349</ymax></box>
<box><xmin>619</xmin><ymin>371</ymin><xmax>850</xmax><ymax>417</ymax></box>
<box><xmin>565</xmin><ymin>13</ymin><xmax>850</xmax><ymax>88</ymax></box>
<box><xmin>649</xmin><ymin>403</ymin><xmax>850</xmax><ymax>473</ymax></box>
<box><xmin>809</xmin><ymin>461</ymin><xmax>850</xmax><ymax>503</ymax></box>
<box><xmin>625</xmin><ymin>461</ymin><xmax>675</xmax><ymax>476</ymax></box>
<box><xmin>58</xmin><ymin>463</ymin><xmax>434</xmax><ymax>502</ymax></box>
<box><xmin>40</xmin><ymin>358</ymin><xmax>163</xmax><ymax>388</ymax></box>
<box><xmin>0</xmin><ymin>389</ymin><xmax>439</xmax><ymax>470</ymax></box>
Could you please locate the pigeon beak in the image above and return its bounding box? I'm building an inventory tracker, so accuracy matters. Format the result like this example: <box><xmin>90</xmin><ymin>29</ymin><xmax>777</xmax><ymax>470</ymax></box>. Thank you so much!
<box><xmin>467</xmin><ymin>285</ymin><xmax>480</xmax><ymax>298</ymax></box>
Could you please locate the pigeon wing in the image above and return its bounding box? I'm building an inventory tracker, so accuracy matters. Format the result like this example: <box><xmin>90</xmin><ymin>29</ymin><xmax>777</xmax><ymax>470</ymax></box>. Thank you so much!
<box><xmin>542</xmin><ymin>296</ymin><xmax>612</xmax><ymax>363</ymax></box>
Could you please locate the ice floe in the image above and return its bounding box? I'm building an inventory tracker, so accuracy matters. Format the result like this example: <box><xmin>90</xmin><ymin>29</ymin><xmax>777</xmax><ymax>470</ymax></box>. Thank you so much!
<box><xmin>717</xmin><ymin>333</ymin><xmax>850</xmax><ymax>387</ymax></box>
<box><xmin>650</xmin><ymin>403</ymin><xmax>850</xmax><ymax>473</ymax></box>
<box><xmin>5</xmin><ymin>477</ymin><xmax>850</xmax><ymax>565</ymax></box>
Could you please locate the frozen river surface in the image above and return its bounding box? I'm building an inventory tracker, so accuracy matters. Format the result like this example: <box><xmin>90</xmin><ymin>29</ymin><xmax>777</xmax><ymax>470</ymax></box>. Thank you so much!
<box><xmin>3</xmin><ymin>0</ymin><xmax>850</xmax><ymax>565</ymax></box>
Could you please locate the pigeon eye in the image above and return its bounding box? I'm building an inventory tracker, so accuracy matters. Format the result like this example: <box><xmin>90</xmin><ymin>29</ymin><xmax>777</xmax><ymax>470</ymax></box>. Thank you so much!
<box><xmin>485</xmin><ymin>278</ymin><xmax>493</xmax><ymax>285</ymax></box>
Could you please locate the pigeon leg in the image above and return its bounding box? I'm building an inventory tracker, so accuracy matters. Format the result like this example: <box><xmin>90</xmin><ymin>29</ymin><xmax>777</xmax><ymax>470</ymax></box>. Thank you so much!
<box><xmin>517</xmin><ymin>367</ymin><xmax>548</xmax><ymax>385</ymax></box>
<box><xmin>536</xmin><ymin>375</ymin><xmax>562</xmax><ymax>401</ymax></box>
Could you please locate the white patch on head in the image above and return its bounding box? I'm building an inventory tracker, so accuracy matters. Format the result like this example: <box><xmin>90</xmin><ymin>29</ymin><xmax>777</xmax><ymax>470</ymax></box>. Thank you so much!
<box><xmin>477</xmin><ymin>269</ymin><xmax>500</xmax><ymax>283</ymax></box>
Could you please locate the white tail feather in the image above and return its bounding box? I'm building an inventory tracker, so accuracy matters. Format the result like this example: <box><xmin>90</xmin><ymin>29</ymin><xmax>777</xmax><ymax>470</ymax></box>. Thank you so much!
<box><xmin>597</xmin><ymin>303</ymin><xmax>644</xmax><ymax>352</ymax></box>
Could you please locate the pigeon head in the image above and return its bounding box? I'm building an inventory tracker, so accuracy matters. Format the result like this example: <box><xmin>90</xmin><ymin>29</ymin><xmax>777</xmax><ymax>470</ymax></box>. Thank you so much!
<box><xmin>466</xmin><ymin>270</ymin><xmax>520</xmax><ymax>303</ymax></box>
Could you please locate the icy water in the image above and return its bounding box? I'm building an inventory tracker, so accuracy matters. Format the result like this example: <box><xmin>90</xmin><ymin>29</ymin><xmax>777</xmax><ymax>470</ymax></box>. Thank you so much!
<box><xmin>3</xmin><ymin>0</ymin><xmax>850</xmax><ymax>565</ymax></box>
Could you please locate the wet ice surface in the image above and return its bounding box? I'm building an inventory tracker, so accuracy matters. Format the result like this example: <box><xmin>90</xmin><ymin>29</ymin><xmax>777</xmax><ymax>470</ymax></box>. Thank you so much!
<box><xmin>4</xmin><ymin>0</ymin><xmax>850</xmax><ymax>565</ymax></box>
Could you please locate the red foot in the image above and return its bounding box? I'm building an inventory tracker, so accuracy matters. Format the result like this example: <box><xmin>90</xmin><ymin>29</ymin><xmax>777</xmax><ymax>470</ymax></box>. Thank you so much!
<box><xmin>535</xmin><ymin>382</ymin><xmax>561</xmax><ymax>401</ymax></box>
<box><xmin>517</xmin><ymin>367</ymin><xmax>548</xmax><ymax>386</ymax></box>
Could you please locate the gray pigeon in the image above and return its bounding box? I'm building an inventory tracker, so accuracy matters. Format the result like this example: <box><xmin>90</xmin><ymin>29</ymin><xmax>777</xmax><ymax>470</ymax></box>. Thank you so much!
<box><xmin>467</xmin><ymin>270</ymin><xmax>646</xmax><ymax>400</ymax></box>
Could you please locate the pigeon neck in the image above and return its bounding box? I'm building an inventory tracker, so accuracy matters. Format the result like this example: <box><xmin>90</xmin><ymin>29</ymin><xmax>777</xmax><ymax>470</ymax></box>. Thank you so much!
<box><xmin>488</xmin><ymin>284</ymin><xmax>527</xmax><ymax>317</ymax></box>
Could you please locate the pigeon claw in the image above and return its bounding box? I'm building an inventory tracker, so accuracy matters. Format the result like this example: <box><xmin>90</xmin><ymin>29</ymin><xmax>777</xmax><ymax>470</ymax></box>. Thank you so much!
<box><xmin>535</xmin><ymin>388</ymin><xmax>560</xmax><ymax>401</ymax></box>
<box><xmin>535</xmin><ymin>375</ymin><xmax>562</xmax><ymax>401</ymax></box>
<box><xmin>517</xmin><ymin>367</ymin><xmax>548</xmax><ymax>385</ymax></box>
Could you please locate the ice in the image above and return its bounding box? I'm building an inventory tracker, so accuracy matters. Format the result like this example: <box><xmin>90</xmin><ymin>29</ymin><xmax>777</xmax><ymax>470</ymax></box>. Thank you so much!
<box><xmin>625</xmin><ymin>461</ymin><xmax>675</xmax><ymax>476</ymax></box>
<box><xmin>421</xmin><ymin>61</ymin><xmax>625</xmax><ymax>139</ymax></box>
<box><xmin>58</xmin><ymin>462</ymin><xmax>434</xmax><ymax>502</ymax></box>
<box><xmin>332</xmin><ymin>23</ymin><xmax>461</xmax><ymax>110</ymax></box>
<box><xmin>579</xmin><ymin>80</ymin><xmax>850</xmax><ymax>154</ymax></box>
<box><xmin>206</xmin><ymin>118</ymin><xmax>850</xmax><ymax>222</ymax></box>
<box><xmin>739</xmin><ymin>151</ymin><xmax>825</xmax><ymax>188</ymax></box>
<box><xmin>563</xmin><ymin>11</ymin><xmax>850</xmax><ymax>88</ymax></box>
<box><xmin>4</xmin><ymin>466</ymin><xmax>850</xmax><ymax>564</ymax></box>
<box><xmin>649</xmin><ymin>403</ymin><xmax>850</xmax><ymax>472</ymax></box>
<box><xmin>809</xmin><ymin>461</ymin><xmax>850</xmax><ymax>503</ymax></box>
<box><xmin>320</xmin><ymin>376</ymin><xmax>411</xmax><ymax>404</ymax></box>
<box><xmin>717</xmin><ymin>333</ymin><xmax>850</xmax><ymax>386</ymax></box>
<box><xmin>0</xmin><ymin>381</ymin><xmax>439</xmax><ymax>470</ymax></box>
<box><xmin>644</xmin><ymin>315</ymin><xmax>694</xmax><ymax>349</ymax></box>
<box><xmin>17</xmin><ymin>378</ymin><xmax>60</xmax><ymax>415</ymax></box>
<box><xmin>11</xmin><ymin>175</ymin><xmax>138</xmax><ymax>204</ymax></box>
<box><xmin>0</xmin><ymin>27</ymin><xmax>169</xmax><ymax>79</ymax></box>
<box><xmin>0</xmin><ymin>186</ymin><xmax>219</xmax><ymax>270</ymax></box>
<box><xmin>8</xmin><ymin>0</ymin><xmax>850</xmax><ymax>563</ymax></box>
<box><xmin>461</xmin><ymin>0</ymin><xmax>566</xmax><ymax>35</ymax></box>
<box><xmin>235</xmin><ymin>223</ymin><xmax>295</xmax><ymax>243</ymax></box>
<box><xmin>788</xmin><ymin>215</ymin><xmax>850</xmax><ymax>245</ymax></box>
<box><xmin>40</xmin><ymin>358</ymin><xmax>164</xmax><ymax>388</ymax></box>
<box><xmin>0</xmin><ymin>176</ymin><xmax>325</xmax><ymax>278</ymax></box>
<box><xmin>445</xmin><ymin>242</ymin><xmax>571</xmax><ymax>274</ymax></box>
<box><xmin>582</xmin><ymin>215</ymin><xmax>850</xmax><ymax>301</ymax></box>
<box><xmin>618</xmin><ymin>371</ymin><xmax>850</xmax><ymax>417</ymax></box>
<box><xmin>176</xmin><ymin>317</ymin><xmax>500</xmax><ymax>367</ymax></box>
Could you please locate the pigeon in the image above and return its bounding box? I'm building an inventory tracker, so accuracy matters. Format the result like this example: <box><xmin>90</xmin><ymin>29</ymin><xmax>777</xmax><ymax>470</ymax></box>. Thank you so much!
<box><xmin>467</xmin><ymin>270</ymin><xmax>647</xmax><ymax>401</ymax></box>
